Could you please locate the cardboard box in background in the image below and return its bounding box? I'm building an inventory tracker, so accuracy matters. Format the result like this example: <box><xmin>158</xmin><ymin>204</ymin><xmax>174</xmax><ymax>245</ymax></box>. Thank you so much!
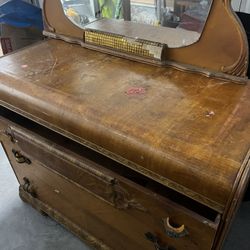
<box><xmin>0</xmin><ymin>24</ymin><xmax>43</xmax><ymax>56</ymax></box>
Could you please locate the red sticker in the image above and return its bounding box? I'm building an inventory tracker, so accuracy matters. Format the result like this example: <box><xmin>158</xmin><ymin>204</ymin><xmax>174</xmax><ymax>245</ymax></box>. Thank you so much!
<box><xmin>125</xmin><ymin>87</ymin><xmax>146</xmax><ymax>95</ymax></box>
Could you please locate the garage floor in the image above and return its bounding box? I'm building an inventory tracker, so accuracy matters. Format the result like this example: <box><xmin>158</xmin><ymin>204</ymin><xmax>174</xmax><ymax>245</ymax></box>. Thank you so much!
<box><xmin>0</xmin><ymin>145</ymin><xmax>249</xmax><ymax>250</ymax></box>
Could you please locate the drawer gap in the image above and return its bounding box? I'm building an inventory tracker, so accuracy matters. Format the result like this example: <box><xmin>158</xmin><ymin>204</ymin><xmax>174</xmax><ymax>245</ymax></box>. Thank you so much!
<box><xmin>1</xmin><ymin>106</ymin><xmax>219</xmax><ymax>222</ymax></box>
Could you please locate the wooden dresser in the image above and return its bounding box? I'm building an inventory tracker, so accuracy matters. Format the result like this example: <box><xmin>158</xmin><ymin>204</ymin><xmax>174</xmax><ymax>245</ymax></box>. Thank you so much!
<box><xmin>0</xmin><ymin>0</ymin><xmax>249</xmax><ymax>249</ymax></box>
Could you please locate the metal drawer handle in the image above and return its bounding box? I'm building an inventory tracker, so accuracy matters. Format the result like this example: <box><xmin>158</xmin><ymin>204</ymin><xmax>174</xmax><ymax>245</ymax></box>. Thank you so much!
<box><xmin>21</xmin><ymin>177</ymin><xmax>36</xmax><ymax>198</ymax></box>
<box><xmin>145</xmin><ymin>232</ymin><xmax>175</xmax><ymax>250</ymax></box>
<box><xmin>163</xmin><ymin>217</ymin><xmax>188</xmax><ymax>238</ymax></box>
<box><xmin>12</xmin><ymin>149</ymin><xmax>31</xmax><ymax>165</ymax></box>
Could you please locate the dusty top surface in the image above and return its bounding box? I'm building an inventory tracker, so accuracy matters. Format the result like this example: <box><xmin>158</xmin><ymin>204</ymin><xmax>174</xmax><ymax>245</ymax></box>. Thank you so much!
<box><xmin>0</xmin><ymin>39</ymin><xmax>249</xmax><ymax>212</ymax></box>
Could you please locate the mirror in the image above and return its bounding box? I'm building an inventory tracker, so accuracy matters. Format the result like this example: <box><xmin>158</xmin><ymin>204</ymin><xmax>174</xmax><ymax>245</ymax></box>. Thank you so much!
<box><xmin>60</xmin><ymin>0</ymin><xmax>212</xmax><ymax>48</ymax></box>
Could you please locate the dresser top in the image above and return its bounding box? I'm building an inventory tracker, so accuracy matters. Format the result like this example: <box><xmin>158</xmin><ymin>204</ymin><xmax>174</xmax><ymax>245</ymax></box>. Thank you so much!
<box><xmin>0</xmin><ymin>40</ymin><xmax>249</xmax><ymax>212</ymax></box>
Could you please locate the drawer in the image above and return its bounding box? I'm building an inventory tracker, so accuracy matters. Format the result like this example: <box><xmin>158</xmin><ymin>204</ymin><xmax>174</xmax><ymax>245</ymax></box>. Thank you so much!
<box><xmin>2</xmin><ymin>123</ymin><xmax>220</xmax><ymax>250</ymax></box>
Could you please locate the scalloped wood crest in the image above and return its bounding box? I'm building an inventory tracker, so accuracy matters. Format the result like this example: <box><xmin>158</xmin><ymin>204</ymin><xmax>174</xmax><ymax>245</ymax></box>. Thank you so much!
<box><xmin>43</xmin><ymin>0</ymin><xmax>249</xmax><ymax>83</ymax></box>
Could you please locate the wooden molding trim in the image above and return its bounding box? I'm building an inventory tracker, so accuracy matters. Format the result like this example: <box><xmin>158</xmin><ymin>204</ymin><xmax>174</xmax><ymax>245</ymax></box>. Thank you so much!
<box><xmin>168</xmin><ymin>0</ymin><xmax>249</xmax><ymax>78</ymax></box>
<box><xmin>43</xmin><ymin>0</ymin><xmax>249</xmax><ymax>81</ymax></box>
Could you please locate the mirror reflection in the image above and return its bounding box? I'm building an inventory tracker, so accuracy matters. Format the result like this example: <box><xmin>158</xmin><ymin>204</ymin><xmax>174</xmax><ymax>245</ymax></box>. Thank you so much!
<box><xmin>61</xmin><ymin>0</ymin><xmax>212</xmax><ymax>48</ymax></box>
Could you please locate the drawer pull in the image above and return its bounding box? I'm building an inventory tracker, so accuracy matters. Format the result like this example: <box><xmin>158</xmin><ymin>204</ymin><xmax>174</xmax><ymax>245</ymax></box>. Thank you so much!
<box><xmin>145</xmin><ymin>232</ymin><xmax>175</xmax><ymax>250</ymax></box>
<box><xmin>6</xmin><ymin>127</ymin><xmax>18</xmax><ymax>143</ymax></box>
<box><xmin>21</xmin><ymin>177</ymin><xmax>36</xmax><ymax>197</ymax></box>
<box><xmin>163</xmin><ymin>217</ymin><xmax>188</xmax><ymax>238</ymax></box>
<box><xmin>110</xmin><ymin>181</ymin><xmax>147</xmax><ymax>212</ymax></box>
<box><xmin>12</xmin><ymin>149</ymin><xmax>31</xmax><ymax>164</ymax></box>
<box><xmin>8</xmin><ymin>127</ymin><xmax>147</xmax><ymax>212</ymax></box>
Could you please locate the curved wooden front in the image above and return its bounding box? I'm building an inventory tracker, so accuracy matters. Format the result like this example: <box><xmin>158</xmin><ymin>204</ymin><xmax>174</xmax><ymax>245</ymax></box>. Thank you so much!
<box><xmin>1</xmin><ymin>120</ymin><xmax>220</xmax><ymax>250</ymax></box>
<box><xmin>1</xmin><ymin>40</ymin><xmax>250</xmax><ymax>212</ymax></box>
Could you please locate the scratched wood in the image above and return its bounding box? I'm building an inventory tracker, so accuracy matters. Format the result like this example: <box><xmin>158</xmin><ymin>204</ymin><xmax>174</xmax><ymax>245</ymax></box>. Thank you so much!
<box><xmin>0</xmin><ymin>39</ymin><xmax>249</xmax><ymax>213</ymax></box>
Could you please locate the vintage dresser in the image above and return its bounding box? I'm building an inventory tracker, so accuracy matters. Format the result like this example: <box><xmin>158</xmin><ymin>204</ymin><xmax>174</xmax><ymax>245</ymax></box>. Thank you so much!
<box><xmin>0</xmin><ymin>0</ymin><xmax>249</xmax><ymax>249</ymax></box>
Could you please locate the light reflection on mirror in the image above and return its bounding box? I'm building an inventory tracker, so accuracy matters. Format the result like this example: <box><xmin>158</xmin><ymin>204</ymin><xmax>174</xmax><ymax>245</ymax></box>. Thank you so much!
<box><xmin>61</xmin><ymin>0</ymin><xmax>212</xmax><ymax>48</ymax></box>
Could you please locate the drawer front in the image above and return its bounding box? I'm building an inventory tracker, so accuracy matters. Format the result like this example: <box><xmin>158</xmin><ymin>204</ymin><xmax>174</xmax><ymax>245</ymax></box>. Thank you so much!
<box><xmin>2</xmin><ymin>123</ymin><xmax>219</xmax><ymax>250</ymax></box>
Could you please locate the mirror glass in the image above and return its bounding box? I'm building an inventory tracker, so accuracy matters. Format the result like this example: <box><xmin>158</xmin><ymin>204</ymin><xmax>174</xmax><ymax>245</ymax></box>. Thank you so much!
<box><xmin>61</xmin><ymin>0</ymin><xmax>212</xmax><ymax>48</ymax></box>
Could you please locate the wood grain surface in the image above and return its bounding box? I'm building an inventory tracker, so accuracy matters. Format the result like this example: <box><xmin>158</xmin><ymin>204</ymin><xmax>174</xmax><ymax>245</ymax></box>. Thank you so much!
<box><xmin>0</xmin><ymin>119</ymin><xmax>219</xmax><ymax>250</ymax></box>
<box><xmin>0</xmin><ymin>40</ymin><xmax>249</xmax><ymax>212</ymax></box>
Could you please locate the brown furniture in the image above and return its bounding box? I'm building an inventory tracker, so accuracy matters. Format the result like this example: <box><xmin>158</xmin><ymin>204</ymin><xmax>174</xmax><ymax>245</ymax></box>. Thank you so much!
<box><xmin>0</xmin><ymin>1</ymin><xmax>249</xmax><ymax>249</ymax></box>
<box><xmin>43</xmin><ymin>0</ymin><xmax>249</xmax><ymax>82</ymax></box>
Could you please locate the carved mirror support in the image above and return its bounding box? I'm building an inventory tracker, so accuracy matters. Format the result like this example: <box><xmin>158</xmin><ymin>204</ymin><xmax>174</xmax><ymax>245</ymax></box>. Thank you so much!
<box><xmin>43</xmin><ymin>0</ymin><xmax>249</xmax><ymax>83</ymax></box>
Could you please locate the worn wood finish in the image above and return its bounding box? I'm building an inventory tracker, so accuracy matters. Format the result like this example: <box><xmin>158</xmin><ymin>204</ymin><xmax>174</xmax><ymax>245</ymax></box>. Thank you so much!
<box><xmin>0</xmin><ymin>99</ymin><xmax>249</xmax><ymax>249</ymax></box>
<box><xmin>43</xmin><ymin>0</ymin><xmax>249</xmax><ymax>80</ymax></box>
<box><xmin>0</xmin><ymin>40</ymin><xmax>250</xmax><ymax>213</ymax></box>
<box><xmin>0</xmin><ymin>118</ymin><xmax>220</xmax><ymax>250</ymax></box>
<box><xmin>0</xmin><ymin>21</ymin><xmax>250</xmax><ymax>249</ymax></box>
<box><xmin>19</xmin><ymin>188</ymin><xmax>111</xmax><ymax>250</ymax></box>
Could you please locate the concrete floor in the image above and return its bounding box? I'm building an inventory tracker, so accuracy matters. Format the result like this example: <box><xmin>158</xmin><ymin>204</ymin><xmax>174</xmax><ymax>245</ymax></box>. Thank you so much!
<box><xmin>0</xmin><ymin>145</ymin><xmax>249</xmax><ymax>250</ymax></box>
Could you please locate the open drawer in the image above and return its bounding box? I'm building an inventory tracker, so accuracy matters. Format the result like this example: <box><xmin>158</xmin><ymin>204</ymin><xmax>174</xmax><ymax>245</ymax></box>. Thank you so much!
<box><xmin>0</xmin><ymin>112</ymin><xmax>221</xmax><ymax>250</ymax></box>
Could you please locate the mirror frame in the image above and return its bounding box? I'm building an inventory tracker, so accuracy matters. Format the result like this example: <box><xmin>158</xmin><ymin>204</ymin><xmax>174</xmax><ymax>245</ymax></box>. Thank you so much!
<box><xmin>42</xmin><ymin>0</ymin><xmax>249</xmax><ymax>82</ymax></box>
